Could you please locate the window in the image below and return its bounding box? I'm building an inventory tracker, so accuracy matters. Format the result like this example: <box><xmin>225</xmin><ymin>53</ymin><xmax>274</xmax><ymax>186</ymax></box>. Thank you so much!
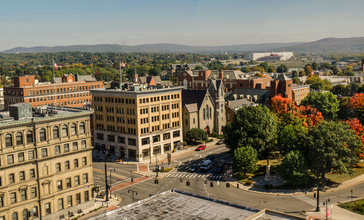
<box><xmin>23</xmin><ymin>209</ymin><xmax>28</xmax><ymax>220</ymax></box>
<box><xmin>67</xmin><ymin>196</ymin><xmax>72</xmax><ymax>207</ymax></box>
<box><xmin>80</xmin><ymin>140</ymin><xmax>86</xmax><ymax>149</ymax></box>
<box><xmin>64</xmin><ymin>144</ymin><xmax>69</xmax><ymax>153</ymax></box>
<box><xmin>82</xmin><ymin>157</ymin><xmax>87</xmax><ymax>166</ymax></box>
<box><xmin>65</xmin><ymin>161</ymin><xmax>70</xmax><ymax>170</ymax></box>
<box><xmin>31</xmin><ymin>187</ymin><xmax>37</xmax><ymax>198</ymax></box>
<box><xmin>118</xmin><ymin>136</ymin><xmax>125</xmax><ymax>143</ymax></box>
<box><xmin>84</xmin><ymin>191</ymin><xmax>89</xmax><ymax>202</ymax></box>
<box><xmin>28</xmin><ymin>150</ymin><xmax>34</xmax><ymax>160</ymax></box>
<box><xmin>56</xmin><ymin>163</ymin><xmax>61</xmax><ymax>172</ymax></box>
<box><xmin>76</xmin><ymin>193</ymin><xmax>81</xmax><ymax>204</ymax></box>
<box><xmin>53</xmin><ymin>126</ymin><xmax>59</xmax><ymax>139</ymax></box>
<box><xmin>21</xmin><ymin>189</ymin><xmax>27</xmax><ymax>201</ymax></box>
<box><xmin>74</xmin><ymin>159</ymin><xmax>78</xmax><ymax>168</ymax></box>
<box><xmin>173</xmin><ymin>131</ymin><xmax>180</xmax><ymax>138</ymax></box>
<box><xmin>79</xmin><ymin>122</ymin><xmax>85</xmax><ymax>134</ymax></box>
<box><xmin>66</xmin><ymin>178</ymin><xmax>71</xmax><ymax>188</ymax></box>
<box><xmin>18</xmin><ymin>152</ymin><xmax>24</xmax><ymax>162</ymax></box>
<box><xmin>83</xmin><ymin>174</ymin><xmax>88</xmax><ymax>183</ymax></box>
<box><xmin>107</xmin><ymin>135</ymin><xmax>115</xmax><ymax>142</ymax></box>
<box><xmin>30</xmin><ymin>169</ymin><xmax>35</xmax><ymax>178</ymax></box>
<box><xmin>75</xmin><ymin>176</ymin><xmax>80</xmax><ymax>186</ymax></box>
<box><xmin>142</xmin><ymin>138</ymin><xmax>149</xmax><ymax>145</ymax></box>
<box><xmin>128</xmin><ymin>138</ymin><xmax>136</xmax><ymax>146</ymax></box>
<box><xmin>11</xmin><ymin>192</ymin><xmax>16</xmax><ymax>204</ymax></box>
<box><xmin>57</xmin><ymin>180</ymin><xmax>62</xmax><ymax>191</ymax></box>
<box><xmin>0</xmin><ymin>196</ymin><xmax>2</xmax><ymax>207</ymax></box>
<box><xmin>58</xmin><ymin>198</ymin><xmax>64</xmax><ymax>210</ymax></box>
<box><xmin>45</xmin><ymin>203</ymin><xmax>51</xmax><ymax>215</ymax></box>
<box><xmin>73</xmin><ymin>142</ymin><xmax>78</xmax><ymax>151</ymax></box>
<box><xmin>71</xmin><ymin>123</ymin><xmax>77</xmax><ymax>135</ymax></box>
<box><xmin>16</xmin><ymin>132</ymin><xmax>23</xmax><ymax>145</ymax></box>
<box><xmin>32</xmin><ymin>206</ymin><xmax>38</xmax><ymax>217</ymax></box>
<box><xmin>41</xmin><ymin>148</ymin><xmax>47</xmax><ymax>158</ymax></box>
<box><xmin>20</xmin><ymin>171</ymin><xmax>25</xmax><ymax>181</ymax></box>
<box><xmin>163</xmin><ymin>133</ymin><xmax>170</xmax><ymax>140</ymax></box>
<box><xmin>62</xmin><ymin>125</ymin><xmax>68</xmax><ymax>137</ymax></box>
<box><xmin>5</xmin><ymin>134</ymin><xmax>12</xmax><ymax>147</ymax></box>
<box><xmin>39</xmin><ymin>129</ymin><xmax>46</xmax><ymax>141</ymax></box>
<box><xmin>8</xmin><ymin>155</ymin><xmax>14</xmax><ymax>164</ymax></box>
<box><xmin>97</xmin><ymin>133</ymin><xmax>104</xmax><ymax>140</ymax></box>
<box><xmin>12</xmin><ymin>212</ymin><xmax>18</xmax><ymax>220</ymax></box>
<box><xmin>26</xmin><ymin>131</ymin><xmax>33</xmax><ymax>143</ymax></box>
<box><xmin>10</xmin><ymin>173</ymin><xmax>15</xmax><ymax>183</ymax></box>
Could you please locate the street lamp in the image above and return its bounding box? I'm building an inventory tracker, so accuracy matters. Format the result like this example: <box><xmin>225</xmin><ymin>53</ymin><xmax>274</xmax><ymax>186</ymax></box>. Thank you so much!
<box><xmin>109</xmin><ymin>168</ymin><xmax>115</xmax><ymax>199</ymax></box>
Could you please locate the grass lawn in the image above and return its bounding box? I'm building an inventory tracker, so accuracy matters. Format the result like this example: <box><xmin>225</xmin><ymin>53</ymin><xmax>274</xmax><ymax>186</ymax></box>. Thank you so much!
<box><xmin>339</xmin><ymin>199</ymin><xmax>364</xmax><ymax>215</ymax></box>
<box><xmin>267</xmin><ymin>60</ymin><xmax>308</xmax><ymax>69</ymax></box>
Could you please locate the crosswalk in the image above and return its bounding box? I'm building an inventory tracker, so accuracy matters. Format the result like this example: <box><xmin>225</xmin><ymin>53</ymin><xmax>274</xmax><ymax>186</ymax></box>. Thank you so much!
<box><xmin>165</xmin><ymin>172</ymin><xmax>223</xmax><ymax>180</ymax></box>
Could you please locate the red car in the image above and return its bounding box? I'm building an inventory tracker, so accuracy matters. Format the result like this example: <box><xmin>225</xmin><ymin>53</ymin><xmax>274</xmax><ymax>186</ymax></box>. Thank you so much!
<box><xmin>196</xmin><ymin>145</ymin><xmax>206</xmax><ymax>151</ymax></box>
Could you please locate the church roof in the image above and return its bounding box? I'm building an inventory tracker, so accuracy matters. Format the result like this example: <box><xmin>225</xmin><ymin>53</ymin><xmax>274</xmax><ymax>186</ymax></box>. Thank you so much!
<box><xmin>276</xmin><ymin>73</ymin><xmax>291</xmax><ymax>81</ymax></box>
<box><xmin>184</xmin><ymin>103</ymin><xmax>198</xmax><ymax>112</ymax></box>
<box><xmin>182</xmin><ymin>90</ymin><xmax>209</xmax><ymax>110</ymax></box>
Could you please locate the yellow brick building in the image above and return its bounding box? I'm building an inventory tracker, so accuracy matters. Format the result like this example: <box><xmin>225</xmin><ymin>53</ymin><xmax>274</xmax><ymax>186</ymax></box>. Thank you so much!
<box><xmin>91</xmin><ymin>85</ymin><xmax>183</xmax><ymax>162</ymax></box>
<box><xmin>0</xmin><ymin>103</ymin><xmax>94</xmax><ymax>220</ymax></box>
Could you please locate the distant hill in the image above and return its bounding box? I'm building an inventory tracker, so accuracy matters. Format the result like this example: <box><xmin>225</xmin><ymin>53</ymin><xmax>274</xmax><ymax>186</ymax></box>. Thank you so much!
<box><xmin>274</xmin><ymin>37</ymin><xmax>364</xmax><ymax>53</ymax></box>
<box><xmin>1</xmin><ymin>42</ymin><xmax>303</xmax><ymax>54</ymax></box>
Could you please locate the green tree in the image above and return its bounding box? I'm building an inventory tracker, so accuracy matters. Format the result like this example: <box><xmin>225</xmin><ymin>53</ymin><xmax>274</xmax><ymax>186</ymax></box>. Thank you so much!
<box><xmin>331</xmin><ymin>84</ymin><xmax>347</xmax><ymax>96</ymax></box>
<box><xmin>331</xmin><ymin>65</ymin><xmax>339</xmax><ymax>75</ymax></box>
<box><xmin>311</xmin><ymin>62</ymin><xmax>319</xmax><ymax>70</ymax></box>
<box><xmin>259</xmin><ymin>62</ymin><xmax>268</xmax><ymax>71</ymax></box>
<box><xmin>320</xmin><ymin>62</ymin><xmax>331</xmax><ymax>70</ymax></box>
<box><xmin>207</xmin><ymin>61</ymin><xmax>224</xmax><ymax>70</ymax></box>
<box><xmin>267</xmin><ymin>66</ymin><xmax>276</xmax><ymax>73</ymax></box>
<box><xmin>291</xmin><ymin>70</ymin><xmax>299</xmax><ymax>77</ymax></box>
<box><xmin>241</xmin><ymin>67</ymin><xmax>250</xmax><ymax>73</ymax></box>
<box><xmin>305</xmin><ymin>75</ymin><xmax>331</xmax><ymax>90</ymax></box>
<box><xmin>232</xmin><ymin>146</ymin><xmax>259</xmax><ymax>176</ymax></box>
<box><xmin>344</xmin><ymin>66</ymin><xmax>354</xmax><ymax>76</ymax></box>
<box><xmin>279</xmin><ymin>123</ymin><xmax>307</xmax><ymax>154</ymax></box>
<box><xmin>300</xmin><ymin>92</ymin><xmax>339</xmax><ymax>120</ymax></box>
<box><xmin>337</xmin><ymin>97</ymin><xmax>354</xmax><ymax>120</ymax></box>
<box><xmin>304</xmin><ymin>121</ymin><xmax>363</xmax><ymax>184</ymax></box>
<box><xmin>279</xmin><ymin>150</ymin><xmax>309</xmax><ymax>185</ymax></box>
<box><xmin>225</xmin><ymin>105</ymin><xmax>277</xmax><ymax>164</ymax></box>
<box><xmin>276</xmin><ymin>64</ymin><xmax>288</xmax><ymax>73</ymax></box>
<box><xmin>194</xmin><ymin>65</ymin><xmax>204</xmax><ymax>70</ymax></box>
<box><xmin>148</xmin><ymin>67</ymin><xmax>161</xmax><ymax>76</ymax></box>
<box><xmin>292</xmin><ymin>77</ymin><xmax>301</xmax><ymax>84</ymax></box>
<box><xmin>186</xmin><ymin>128</ymin><xmax>206</xmax><ymax>142</ymax></box>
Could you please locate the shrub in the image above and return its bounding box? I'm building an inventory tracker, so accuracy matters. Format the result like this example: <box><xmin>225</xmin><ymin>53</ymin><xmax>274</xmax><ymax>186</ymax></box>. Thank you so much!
<box><xmin>211</xmin><ymin>132</ymin><xmax>218</xmax><ymax>137</ymax></box>
<box><xmin>217</xmin><ymin>135</ymin><xmax>225</xmax><ymax>139</ymax></box>
<box><xmin>205</xmin><ymin>139</ymin><xmax>213</xmax><ymax>143</ymax></box>
<box><xmin>182</xmin><ymin>141</ymin><xmax>187</xmax><ymax>146</ymax></box>
<box><xmin>246</xmin><ymin>180</ymin><xmax>253</xmax><ymax>185</ymax></box>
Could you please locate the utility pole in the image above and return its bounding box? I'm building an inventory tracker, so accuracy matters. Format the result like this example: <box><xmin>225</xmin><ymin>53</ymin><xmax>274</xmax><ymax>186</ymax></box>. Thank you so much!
<box><xmin>316</xmin><ymin>167</ymin><xmax>320</xmax><ymax>212</ymax></box>
<box><xmin>105</xmin><ymin>163</ymin><xmax>109</xmax><ymax>201</ymax></box>
<box><xmin>109</xmin><ymin>168</ymin><xmax>115</xmax><ymax>199</ymax></box>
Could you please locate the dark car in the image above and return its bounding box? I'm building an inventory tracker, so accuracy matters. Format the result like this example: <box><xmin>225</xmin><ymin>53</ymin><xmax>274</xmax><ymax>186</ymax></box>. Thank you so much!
<box><xmin>189</xmin><ymin>164</ymin><xmax>198</xmax><ymax>172</ymax></box>
<box><xmin>214</xmin><ymin>165</ymin><xmax>223</xmax><ymax>174</ymax></box>
<box><xmin>206</xmin><ymin>154</ymin><xmax>215</xmax><ymax>161</ymax></box>
<box><xmin>196</xmin><ymin>145</ymin><xmax>206</xmax><ymax>151</ymax></box>
<box><xmin>216</xmin><ymin>139</ymin><xmax>225</xmax><ymax>145</ymax></box>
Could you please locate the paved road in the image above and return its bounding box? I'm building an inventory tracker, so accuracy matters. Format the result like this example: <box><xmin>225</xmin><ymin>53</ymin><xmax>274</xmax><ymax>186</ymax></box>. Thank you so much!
<box><xmin>92</xmin><ymin>143</ymin><xmax>364</xmax><ymax>218</ymax></box>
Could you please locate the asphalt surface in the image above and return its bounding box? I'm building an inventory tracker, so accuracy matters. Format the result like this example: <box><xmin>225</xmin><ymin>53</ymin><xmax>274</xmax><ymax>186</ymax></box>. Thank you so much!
<box><xmin>92</xmin><ymin>144</ymin><xmax>364</xmax><ymax>217</ymax></box>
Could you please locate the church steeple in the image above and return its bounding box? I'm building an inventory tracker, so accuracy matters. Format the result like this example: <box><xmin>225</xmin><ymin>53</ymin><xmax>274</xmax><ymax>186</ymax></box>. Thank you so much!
<box><xmin>132</xmin><ymin>67</ymin><xmax>138</xmax><ymax>83</ymax></box>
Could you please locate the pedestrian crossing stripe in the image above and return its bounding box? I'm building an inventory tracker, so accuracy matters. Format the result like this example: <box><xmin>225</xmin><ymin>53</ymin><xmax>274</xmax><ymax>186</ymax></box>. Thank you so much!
<box><xmin>165</xmin><ymin>173</ymin><xmax>222</xmax><ymax>179</ymax></box>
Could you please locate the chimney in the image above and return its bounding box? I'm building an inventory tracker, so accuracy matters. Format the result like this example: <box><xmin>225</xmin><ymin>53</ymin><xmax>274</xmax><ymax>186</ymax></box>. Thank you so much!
<box><xmin>219</xmin><ymin>69</ymin><xmax>224</xmax><ymax>80</ymax></box>
<box><xmin>249</xmin><ymin>96</ymin><xmax>253</xmax><ymax>101</ymax></box>
<box><xmin>227</xmin><ymin>100</ymin><xmax>230</xmax><ymax>106</ymax></box>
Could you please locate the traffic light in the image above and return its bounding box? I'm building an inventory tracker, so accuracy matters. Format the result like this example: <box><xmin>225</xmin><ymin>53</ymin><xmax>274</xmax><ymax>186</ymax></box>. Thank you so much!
<box><xmin>154</xmin><ymin>179</ymin><xmax>159</xmax><ymax>184</ymax></box>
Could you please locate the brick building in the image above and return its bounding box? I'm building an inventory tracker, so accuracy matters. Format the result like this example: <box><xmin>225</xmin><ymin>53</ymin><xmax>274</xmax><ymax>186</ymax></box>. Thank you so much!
<box><xmin>4</xmin><ymin>74</ymin><xmax>103</xmax><ymax>110</ymax></box>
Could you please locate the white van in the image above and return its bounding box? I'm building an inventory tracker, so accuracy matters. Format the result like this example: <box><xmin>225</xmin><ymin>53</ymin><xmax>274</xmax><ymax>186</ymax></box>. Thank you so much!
<box><xmin>200</xmin><ymin>160</ymin><xmax>212</xmax><ymax>172</ymax></box>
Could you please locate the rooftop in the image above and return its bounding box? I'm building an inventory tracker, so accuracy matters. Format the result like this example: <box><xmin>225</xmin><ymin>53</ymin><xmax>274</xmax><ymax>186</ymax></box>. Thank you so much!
<box><xmin>92</xmin><ymin>190</ymin><xmax>305</xmax><ymax>220</ymax></box>
<box><xmin>91</xmin><ymin>84</ymin><xmax>184</xmax><ymax>94</ymax></box>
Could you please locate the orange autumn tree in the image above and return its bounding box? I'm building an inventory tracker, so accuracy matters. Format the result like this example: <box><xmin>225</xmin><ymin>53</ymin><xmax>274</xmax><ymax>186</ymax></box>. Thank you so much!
<box><xmin>349</xmin><ymin>93</ymin><xmax>364</xmax><ymax>125</ymax></box>
<box><xmin>346</xmin><ymin>118</ymin><xmax>364</xmax><ymax>159</ymax></box>
<box><xmin>271</xmin><ymin>95</ymin><xmax>324</xmax><ymax>130</ymax></box>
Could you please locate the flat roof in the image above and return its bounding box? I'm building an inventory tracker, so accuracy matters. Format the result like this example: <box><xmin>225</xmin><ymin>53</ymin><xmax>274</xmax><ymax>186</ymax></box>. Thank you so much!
<box><xmin>92</xmin><ymin>190</ymin><xmax>305</xmax><ymax>220</ymax></box>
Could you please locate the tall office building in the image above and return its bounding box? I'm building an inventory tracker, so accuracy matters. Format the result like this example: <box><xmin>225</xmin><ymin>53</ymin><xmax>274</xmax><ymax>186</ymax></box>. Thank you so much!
<box><xmin>91</xmin><ymin>82</ymin><xmax>183</xmax><ymax>162</ymax></box>
<box><xmin>0</xmin><ymin>103</ymin><xmax>94</xmax><ymax>220</ymax></box>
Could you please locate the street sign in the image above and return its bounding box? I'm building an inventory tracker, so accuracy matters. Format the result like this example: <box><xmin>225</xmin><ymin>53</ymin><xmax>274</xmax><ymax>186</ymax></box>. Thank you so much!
<box><xmin>110</xmin><ymin>187</ymin><xmax>112</xmax><ymax>190</ymax></box>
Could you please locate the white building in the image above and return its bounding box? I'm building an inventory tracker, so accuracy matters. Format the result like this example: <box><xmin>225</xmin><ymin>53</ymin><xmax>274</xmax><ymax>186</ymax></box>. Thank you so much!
<box><xmin>246</xmin><ymin>52</ymin><xmax>294</xmax><ymax>61</ymax></box>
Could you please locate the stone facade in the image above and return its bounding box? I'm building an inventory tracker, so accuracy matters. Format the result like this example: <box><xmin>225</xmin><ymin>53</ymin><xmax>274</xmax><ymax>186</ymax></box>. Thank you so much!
<box><xmin>0</xmin><ymin>106</ymin><xmax>94</xmax><ymax>220</ymax></box>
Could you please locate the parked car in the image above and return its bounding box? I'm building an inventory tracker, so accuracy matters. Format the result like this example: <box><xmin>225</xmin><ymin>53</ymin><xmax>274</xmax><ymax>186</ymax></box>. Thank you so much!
<box><xmin>189</xmin><ymin>164</ymin><xmax>198</xmax><ymax>172</ymax></box>
<box><xmin>206</xmin><ymin>154</ymin><xmax>215</xmax><ymax>161</ymax></box>
<box><xmin>196</xmin><ymin>145</ymin><xmax>206</xmax><ymax>151</ymax></box>
<box><xmin>216</xmin><ymin>139</ymin><xmax>225</xmax><ymax>145</ymax></box>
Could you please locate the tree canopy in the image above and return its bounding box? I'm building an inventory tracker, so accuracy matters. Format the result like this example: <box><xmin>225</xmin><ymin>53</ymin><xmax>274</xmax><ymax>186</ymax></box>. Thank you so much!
<box><xmin>300</xmin><ymin>92</ymin><xmax>339</xmax><ymax>120</ymax></box>
<box><xmin>232</xmin><ymin>146</ymin><xmax>259</xmax><ymax>176</ymax></box>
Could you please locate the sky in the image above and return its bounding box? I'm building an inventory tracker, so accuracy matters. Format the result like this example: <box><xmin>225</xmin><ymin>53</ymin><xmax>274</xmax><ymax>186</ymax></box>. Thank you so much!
<box><xmin>0</xmin><ymin>0</ymin><xmax>363</xmax><ymax>51</ymax></box>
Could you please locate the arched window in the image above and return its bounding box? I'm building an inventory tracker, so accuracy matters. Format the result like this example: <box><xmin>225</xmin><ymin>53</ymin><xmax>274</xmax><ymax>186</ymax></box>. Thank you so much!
<box><xmin>16</xmin><ymin>132</ymin><xmax>23</xmax><ymax>145</ymax></box>
<box><xmin>183</xmin><ymin>79</ymin><xmax>187</xmax><ymax>89</ymax></box>
<box><xmin>79</xmin><ymin>122</ymin><xmax>85</xmax><ymax>134</ymax></box>
<box><xmin>12</xmin><ymin>212</ymin><xmax>18</xmax><ymax>220</ymax></box>
<box><xmin>209</xmin><ymin>107</ymin><xmax>212</xmax><ymax>119</ymax></box>
<box><xmin>6</xmin><ymin>134</ymin><xmax>12</xmax><ymax>147</ymax></box>
<box><xmin>203</xmin><ymin>108</ymin><xmax>205</xmax><ymax>120</ymax></box>
<box><xmin>62</xmin><ymin>125</ymin><xmax>68</xmax><ymax>137</ymax></box>
<box><xmin>39</xmin><ymin>129</ymin><xmax>46</xmax><ymax>142</ymax></box>
<box><xmin>26</xmin><ymin>131</ymin><xmax>33</xmax><ymax>143</ymax></box>
<box><xmin>23</xmin><ymin>209</ymin><xmax>28</xmax><ymax>220</ymax></box>
<box><xmin>32</xmin><ymin>206</ymin><xmax>38</xmax><ymax>217</ymax></box>
<box><xmin>53</xmin><ymin>126</ymin><xmax>59</xmax><ymax>139</ymax></box>
<box><xmin>71</xmin><ymin>123</ymin><xmax>77</xmax><ymax>135</ymax></box>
